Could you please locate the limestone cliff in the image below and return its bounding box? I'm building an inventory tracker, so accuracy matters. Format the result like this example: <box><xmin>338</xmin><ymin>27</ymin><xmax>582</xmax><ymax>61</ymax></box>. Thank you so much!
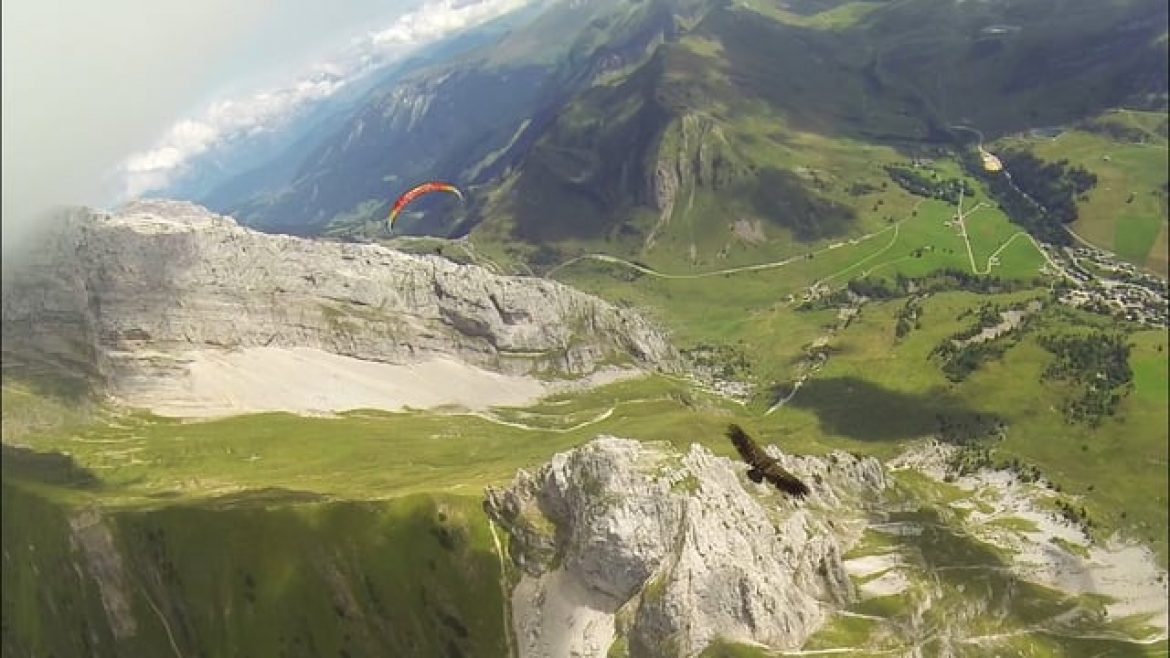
<box><xmin>484</xmin><ymin>436</ymin><xmax>887</xmax><ymax>657</ymax></box>
<box><xmin>1</xmin><ymin>200</ymin><xmax>677</xmax><ymax>389</ymax></box>
<box><xmin>649</xmin><ymin>114</ymin><xmax>742</xmax><ymax>214</ymax></box>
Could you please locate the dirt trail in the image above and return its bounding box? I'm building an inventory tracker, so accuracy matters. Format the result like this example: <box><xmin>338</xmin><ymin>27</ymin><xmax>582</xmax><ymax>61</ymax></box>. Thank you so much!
<box><xmin>546</xmin><ymin>221</ymin><xmax>905</xmax><ymax>281</ymax></box>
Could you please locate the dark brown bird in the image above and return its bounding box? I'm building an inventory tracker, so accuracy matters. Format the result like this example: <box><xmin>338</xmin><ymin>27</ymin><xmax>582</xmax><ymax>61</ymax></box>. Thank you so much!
<box><xmin>726</xmin><ymin>424</ymin><xmax>810</xmax><ymax>499</ymax></box>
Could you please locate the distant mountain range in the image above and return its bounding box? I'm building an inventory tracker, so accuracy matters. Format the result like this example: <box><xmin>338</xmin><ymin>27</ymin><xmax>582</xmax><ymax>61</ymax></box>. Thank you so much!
<box><xmin>144</xmin><ymin>5</ymin><xmax>535</xmax><ymax>216</ymax></box>
<box><xmin>159</xmin><ymin>0</ymin><xmax>1167</xmax><ymax>251</ymax></box>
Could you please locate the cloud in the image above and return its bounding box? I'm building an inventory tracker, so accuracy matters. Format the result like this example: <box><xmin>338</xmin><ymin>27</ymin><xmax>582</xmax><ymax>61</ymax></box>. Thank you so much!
<box><xmin>370</xmin><ymin>0</ymin><xmax>530</xmax><ymax>47</ymax></box>
<box><xmin>121</xmin><ymin>74</ymin><xmax>346</xmax><ymax>197</ymax></box>
<box><xmin>120</xmin><ymin>0</ymin><xmax>533</xmax><ymax>199</ymax></box>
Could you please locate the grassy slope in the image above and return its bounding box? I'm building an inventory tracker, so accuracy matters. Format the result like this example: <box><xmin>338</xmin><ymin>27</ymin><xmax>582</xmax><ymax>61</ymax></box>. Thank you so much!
<box><xmin>0</xmin><ymin>374</ymin><xmax>810</xmax><ymax>656</ymax></box>
<box><xmin>544</xmin><ymin>166</ymin><xmax>1045</xmax><ymax>346</ymax></box>
<box><xmin>1</xmin><ymin>480</ymin><xmax>509</xmax><ymax>658</ymax></box>
<box><xmin>8</xmin><ymin>243</ymin><xmax>1162</xmax><ymax>562</ymax></box>
<box><xmin>1</xmin><ymin>375</ymin><xmax>809</xmax><ymax>509</ymax></box>
<box><xmin>14</xmin><ymin>323</ymin><xmax>1160</xmax><ymax>656</ymax></box>
<box><xmin>815</xmin><ymin>296</ymin><xmax>1169</xmax><ymax>562</ymax></box>
<box><xmin>995</xmin><ymin>109</ymin><xmax>1169</xmax><ymax>275</ymax></box>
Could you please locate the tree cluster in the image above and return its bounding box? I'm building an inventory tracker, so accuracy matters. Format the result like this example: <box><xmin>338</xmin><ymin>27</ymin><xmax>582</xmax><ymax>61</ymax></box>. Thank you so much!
<box><xmin>930</xmin><ymin>302</ymin><xmax>1033</xmax><ymax>382</ymax></box>
<box><xmin>1039</xmin><ymin>332</ymin><xmax>1134</xmax><ymax>426</ymax></box>
<box><xmin>682</xmin><ymin>343</ymin><xmax>752</xmax><ymax>382</ymax></box>
<box><xmin>1002</xmin><ymin>151</ymin><xmax>1097</xmax><ymax>220</ymax></box>
<box><xmin>848</xmin><ymin>181</ymin><xmax>881</xmax><ymax>197</ymax></box>
<box><xmin>795</xmin><ymin>288</ymin><xmax>854</xmax><ymax>311</ymax></box>
<box><xmin>528</xmin><ymin>243</ymin><xmax>565</xmax><ymax>272</ymax></box>
<box><xmin>932</xmin><ymin>341</ymin><xmax>1010</xmax><ymax>382</ymax></box>
<box><xmin>999</xmin><ymin>456</ymin><xmax>1044</xmax><ymax>484</ymax></box>
<box><xmin>847</xmin><ymin>269</ymin><xmax>1031</xmax><ymax>300</ymax></box>
<box><xmin>962</xmin><ymin>149</ymin><xmax>1097</xmax><ymax>246</ymax></box>
<box><xmin>798</xmin><ymin>270</ymin><xmax>1037</xmax><ymax>313</ymax></box>
<box><xmin>936</xmin><ymin>413</ymin><xmax>1006</xmax><ymax>445</ymax></box>
<box><xmin>884</xmin><ymin>165</ymin><xmax>974</xmax><ymax>204</ymax></box>
<box><xmin>1054</xmin><ymin>498</ymin><xmax>1095</xmax><ymax>533</ymax></box>
<box><xmin>956</xmin><ymin>301</ymin><xmax>1010</xmax><ymax>328</ymax></box>
<box><xmin>947</xmin><ymin>444</ymin><xmax>995</xmax><ymax>476</ymax></box>
<box><xmin>894</xmin><ymin>297</ymin><xmax>923</xmax><ymax>339</ymax></box>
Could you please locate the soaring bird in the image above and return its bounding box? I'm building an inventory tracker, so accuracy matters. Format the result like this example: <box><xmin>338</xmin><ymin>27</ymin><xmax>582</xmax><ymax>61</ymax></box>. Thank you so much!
<box><xmin>726</xmin><ymin>424</ymin><xmax>811</xmax><ymax>499</ymax></box>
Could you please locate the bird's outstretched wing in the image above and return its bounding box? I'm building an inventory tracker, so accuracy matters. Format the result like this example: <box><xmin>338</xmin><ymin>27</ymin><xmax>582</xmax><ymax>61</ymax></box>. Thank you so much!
<box><xmin>726</xmin><ymin>424</ymin><xmax>811</xmax><ymax>499</ymax></box>
<box><xmin>760</xmin><ymin>462</ymin><xmax>811</xmax><ymax>498</ymax></box>
<box><xmin>727</xmin><ymin>423</ymin><xmax>760</xmax><ymax>464</ymax></box>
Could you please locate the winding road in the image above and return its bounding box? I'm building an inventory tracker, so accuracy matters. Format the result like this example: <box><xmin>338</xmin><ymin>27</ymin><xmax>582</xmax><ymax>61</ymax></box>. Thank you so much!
<box><xmin>547</xmin><ymin>191</ymin><xmax>1046</xmax><ymax>292</ymax></box>
<box><xmin>546</xmin><ymin>200</ymin><xmax>930</xmax><ymax>283</ymax></box>
<box><xmin>457</xmin><ymin>406</ymin><xmax>617</xmax><ymax>433</ymax></box>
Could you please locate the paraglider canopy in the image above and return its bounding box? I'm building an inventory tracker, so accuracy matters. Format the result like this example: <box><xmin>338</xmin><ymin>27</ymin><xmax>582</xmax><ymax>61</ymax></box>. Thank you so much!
<box><xmin>387</xmin><ymin>182</ymin><xmax>465</xmax><ymax>230</ymax></box>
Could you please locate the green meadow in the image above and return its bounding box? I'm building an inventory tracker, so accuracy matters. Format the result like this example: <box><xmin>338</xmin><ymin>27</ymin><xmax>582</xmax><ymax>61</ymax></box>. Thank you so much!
<box><xmin>995</xmin><ymin>109</ymin><xmax>1169</xmax><ymax>275</ymax></box>
<box><xmin>2</xmin><ymin>479</ymin><xmax>512</xmax><ymax>658</ymax></box>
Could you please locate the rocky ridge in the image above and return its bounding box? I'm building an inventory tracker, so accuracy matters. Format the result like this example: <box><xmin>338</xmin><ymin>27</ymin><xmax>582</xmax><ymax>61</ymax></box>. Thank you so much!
<box><xmin>484</xmin><ymin>436</ymin><xmax>887</xmax><ymax>657</ymax></box>
<box><xmin>1</xmin><ymin>200</ymin><xmax>678</xmax><ymax>390</ymax></box>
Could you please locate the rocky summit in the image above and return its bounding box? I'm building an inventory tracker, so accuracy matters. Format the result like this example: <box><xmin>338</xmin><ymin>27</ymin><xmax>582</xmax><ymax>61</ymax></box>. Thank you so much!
<box><xmin>485</xmin><ymin>436</ymin><xmax>887</xmax><ymax>657</ymax></box>
<box><xmin>1</xmin><ymin>200</ymin><xmax>678</xmax><ymax>391</ymax></box>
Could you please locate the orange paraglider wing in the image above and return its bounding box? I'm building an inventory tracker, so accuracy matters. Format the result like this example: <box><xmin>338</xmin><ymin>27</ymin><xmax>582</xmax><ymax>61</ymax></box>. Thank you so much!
<box><xmin>387</xmin><ymin>182</ymin><xmax>465</xmax><ymax>229</ymax></box>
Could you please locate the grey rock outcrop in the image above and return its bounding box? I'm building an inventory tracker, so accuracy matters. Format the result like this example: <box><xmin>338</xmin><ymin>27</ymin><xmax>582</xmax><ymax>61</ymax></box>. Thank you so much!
<box><xmin>1</xmin><ymin>200</ymin><xmax>678</xmax><ymax>385</ymax></box>
<box><xmin>485</xmin><ymin>436</ymin><xmax>887</xmax><ymax>657</ymax></box>
<box><xmin>649</xmin><ymin>114</ymin><xmax>743</xmax><ymax>213</ymax></box>
<box><xmin>68</xmin><ymin>510</ymin><xmax>137</xmax><ymax>639</ymax></box>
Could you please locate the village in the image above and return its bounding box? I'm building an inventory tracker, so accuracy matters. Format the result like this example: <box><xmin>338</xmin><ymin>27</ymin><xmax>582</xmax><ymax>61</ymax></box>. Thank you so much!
<box><xmin>1048</xmin><ymin>242</ymin><xmax>1169</xmax><ymax>327</ymax></box>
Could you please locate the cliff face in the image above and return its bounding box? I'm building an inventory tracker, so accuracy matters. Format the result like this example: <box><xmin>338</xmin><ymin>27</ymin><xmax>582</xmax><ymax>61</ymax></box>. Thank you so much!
<box><xmin>649</xmin><ymin>114</ymin><xmax>743</xmax><ymax>213</ymax></box>
<box><xmin>484</xmin><ymin>436</ymin><xmax>887</xmax><ymax>657</ymax></box>
<box><xmin>1</xmin><ymin>200</ymin><xmax>677</xmax><ymax>389</ymax></box>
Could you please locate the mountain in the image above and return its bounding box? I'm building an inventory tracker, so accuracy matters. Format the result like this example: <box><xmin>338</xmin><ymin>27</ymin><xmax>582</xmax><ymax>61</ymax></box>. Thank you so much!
<box><xmin>4</xmin><ymin>1</ymin><xmax>1167</xmax><ymax>656</ymax></box>
<box><xmin>155</xmin><ymin>7</ymin><xmax>541</xmax><ymax>216</ymax></box>
<box><xmin>0</xmin><ymin>200</ymin><xmax>677</xmax><ymax>405</ymax></box>
<box><xmin>187</xmin><ymin>0</ymin><xmax>1166</xmax><ymax>255</ymax></box>
<box><xmin>199</xmin><ymin>0</ymin><xmax>710</xmax><ymax>236</ymax></box>
<box><xmin>485</xmin><ymin>436</ymin><xmax>886</xmax><ymax>656</ymax></box>
<box><xmin>477</xmin><ymin>0</ymin><xmax>1168</xmax><ymax>265</ymax></box>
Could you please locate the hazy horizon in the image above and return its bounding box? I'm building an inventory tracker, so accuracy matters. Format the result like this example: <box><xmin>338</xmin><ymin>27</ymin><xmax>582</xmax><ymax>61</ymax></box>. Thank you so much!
<box><xmin>0</xmin><ymin>0</ymin><xmax>524</xmax><ymax>257</ymax></box>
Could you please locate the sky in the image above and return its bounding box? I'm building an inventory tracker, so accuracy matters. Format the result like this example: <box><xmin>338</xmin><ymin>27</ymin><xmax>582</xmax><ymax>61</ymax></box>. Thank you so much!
<box><xmin>1</xmin><ymin>0</ymin><xmax>529</xmax><ymax>256</ymax></box>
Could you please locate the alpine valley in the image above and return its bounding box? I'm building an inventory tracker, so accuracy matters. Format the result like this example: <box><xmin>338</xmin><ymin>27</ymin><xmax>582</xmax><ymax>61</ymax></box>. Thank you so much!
<box><xmin>3</xmin><ymin>0</ymin><xmax>1168</xmax><ymax>656</ymax></box>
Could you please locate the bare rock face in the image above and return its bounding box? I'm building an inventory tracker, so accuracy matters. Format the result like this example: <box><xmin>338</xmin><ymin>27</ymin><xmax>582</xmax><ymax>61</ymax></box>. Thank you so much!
<box><xmin>485</xmin><ymin>436</ymin><xmax>887</xmax><ymax>657</ymax></box>
<box><xmin>68</xmin><ymin>509</ymin><xmax>137</xmax><ymax>640</ymax></box>
<box><xmin>1</xmin><ymin>200</ymin><xmax>678</xmax><ymax>387</ymax></box>
<box><xmin>648</xmin><ymin>114</ymin><xmax>742</xmax><ymax>212</ymax></box>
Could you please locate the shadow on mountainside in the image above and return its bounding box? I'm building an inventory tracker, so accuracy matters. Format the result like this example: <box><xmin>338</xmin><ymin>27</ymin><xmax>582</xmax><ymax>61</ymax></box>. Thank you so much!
<box><xmin>786</xmin><ymin>376</ymin><xmax>1004</xmax><ymax>443</ymax></box>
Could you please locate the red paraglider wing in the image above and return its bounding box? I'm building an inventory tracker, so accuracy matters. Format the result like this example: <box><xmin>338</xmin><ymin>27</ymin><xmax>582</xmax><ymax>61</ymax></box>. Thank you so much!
<box><xmin>387</xmin><ymin>182</ymin><xmax>464</xmax><ymax>228</ymax></box>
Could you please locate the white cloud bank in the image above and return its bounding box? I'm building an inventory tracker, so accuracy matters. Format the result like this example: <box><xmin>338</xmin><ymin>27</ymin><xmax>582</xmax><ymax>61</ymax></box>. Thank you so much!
<box><xmin>121</xmin><ymin>0</ymin><xmax>533</xmax><ymax>198</ymax></box>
